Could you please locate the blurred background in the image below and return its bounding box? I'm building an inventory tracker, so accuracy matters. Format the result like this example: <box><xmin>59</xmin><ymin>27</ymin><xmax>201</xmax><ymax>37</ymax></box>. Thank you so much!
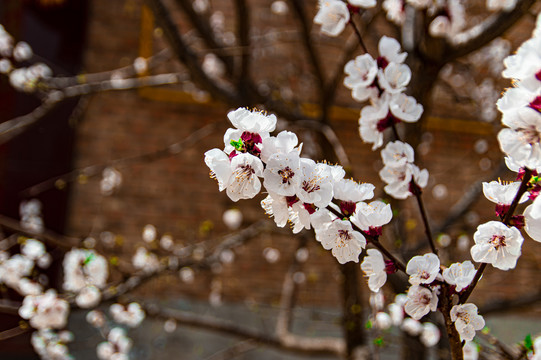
<box><xmin>0</xmin><ymin>0</ymin><xmax>540</xmax><ymax>359</ymax></box>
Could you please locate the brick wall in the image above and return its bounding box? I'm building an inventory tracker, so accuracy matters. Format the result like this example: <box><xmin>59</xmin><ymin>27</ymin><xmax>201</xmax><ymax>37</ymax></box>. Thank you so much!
<box><xmin>65</xmin><ymin>0</ymin><xmax>541</xmax><ymax>312</ymax></box>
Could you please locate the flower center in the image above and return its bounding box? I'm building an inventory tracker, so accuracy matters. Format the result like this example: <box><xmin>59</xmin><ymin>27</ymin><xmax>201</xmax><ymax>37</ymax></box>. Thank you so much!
<box><xmin>517</xmin><ymin>126</ymin><xmax>541</xmax><ymax>145</ymax></box>
<box><xmin>302</xmin><ymin>178</ymin><xmax>321</xmax><ymax>193</ymax></box>
<box><xmin>490</xmin><ymin>235</ymin><xmax>506</xmax><ymax>250</ymax></box>
<box><xmin>278</xmin><ymin>167</ymin><xmax>295</xmax><ymax>184</ymax></box>
<box><xmin>235</xmin><ymin>165</ymin><xmax>255</xmax><ymax>183</ymax></box>
<box><xmin>337</xmin><ymin>229</ymin><xmax>351</xmax><ymax>247</ymax></box>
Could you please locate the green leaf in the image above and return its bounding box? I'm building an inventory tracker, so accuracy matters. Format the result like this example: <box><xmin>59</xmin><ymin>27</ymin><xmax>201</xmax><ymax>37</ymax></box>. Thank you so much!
<box><xmin>373</xmin><ymin>336</ymin><xmax>384</xmax><ymax>347</ymax></box>
<box><xmin>230</xmin><ymin>139</ymin><xmax>244</xmax><ymax>151</ymax></box>
<box><xmin>83</xmin><ymin>252</ymin><xmax>95</xmax><ymax>265</ymax></box>
<box><xmin>524</xmin><ymin>334</ymin><xmax>533</xmax><ymax>351</ymax></box>
<box><xmin>365</xmin><ymin>320</ymin><xmax>372</xmax><ymax>329</ymax></box>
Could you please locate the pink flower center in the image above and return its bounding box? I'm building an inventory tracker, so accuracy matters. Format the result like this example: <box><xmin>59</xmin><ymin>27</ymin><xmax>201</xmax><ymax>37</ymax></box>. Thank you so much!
<box><xmin>278</xmin><ymin>167</ymin><xmax>295</xmax><ymax>184</ymax></box>
<box><xmin>490</xmin><ymin>235</ymin><xmax>506</xmax><ymax>250</ymax></box>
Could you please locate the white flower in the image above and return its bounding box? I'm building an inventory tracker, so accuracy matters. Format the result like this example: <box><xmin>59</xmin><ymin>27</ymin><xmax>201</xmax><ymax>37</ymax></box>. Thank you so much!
<box><xmin>224</xmin><ymin>108</ymin><xmax>276</xmax><ymax>155</ymax></box>
<box><xmin>442</xmin><ymin>261</ymin><xmax>477</xmax><ymax>292</ymax></box>
<box><xmin>100</xmin><ymin>167</ymin><xmax>122</xmax><ymax>196</ymax></box>
<box><xmin>315</xmin><ymin>217</ymin><xmax>366</xmax><ymax>264</ymax></box>
<box><xmin>75</xmin><ymin>285</ymin><xmax>102</xmax><ymax>309</ymax></box>
<box><xmin>227</xmin><ymin>107</ymin><xmax>277</xmax><ymax>134</ymax></box>
<box><xmin>429</xmin><ymin>16</ymin><xmax>450</xmax><ymax>38</ymax></box>
<box><xmin>263</xmin><ymin>150</ymin><xmax>301</xmax><ymax>196</ymax></box>
<box><xmin>482</xmin><ymin>180</ymin><xmax>528</xmax><ymax>207</ymax></box>
<box><xmin>381</xmin><ymin>164</ymin><xmax>428</xmax><ymax>199</ymax></box>
<box><xmin>375</xmin><ymin>312</ymin><xmax>392</xmax><ymax>330</ymax></box>
<box><xmin>0</xmin><ymin>254</ymin><xmax>34</xmax><ymax>288</ymax></box>
<box><xmin>378</xmin><ymin>63</ymin><xmax>411</xmax><ymax>94</ymax></box>
<box><xmin>401</xmin><ymin>317</ymin><xmax>423</xmax><ymax>335</ymax></box>
<box><xmin>525</xmin><ymin>202</ymin><xmax>541</xmax><ymax>242</ymax></box>
<box><xmin>358</xmin><ymin>94</ymin><xmax>391</xmax><ymax>149</ymax></box>
<box><xmin>389</xmin><ymin>302</ymin><xmax>404</xmax><ymax>325</ymax></box>
<box><xmin>406</xmin><ymin>0</ymin><xmax>431</xmax><ymax>8</ymax></box>
<box><xmin>18</xmin><ymin>278</ymin><xmax>43</xmax><ymax>296</ymax></box>
<box><xmin>334</xmin><ymin>179</ymin><xmax>375</xmax><ymax>203</ymax></box>
<box><xmin>260</xmin><ymin>130</ymin><xmax>300</xmax><ymax>163</ymax></box>
<box><xmin>351</xmin><ymin>200</ymin><xmax>393</xmax><ymax>235</ymax></box>
<box><xmin>19</xmin><ymin>290</ymin><xmax>69</xmax><ymax>330</ymax></box>
<box><xmin>110</xmin><ymin>302</ymin><xmax>145</xmax><ymax>328</ymax></box>
<box><xmin>382</xmin><ymin>0</ymin><xmax>405</xmax><ymax>25</ymax></box>
<box><xmin>406</xmin><ymin>253</ymin><xmax>440</xmax><ymax>286</ymax></box>
<box><xmin>498</xmin><ymin>107</ymin><xmax>541</xmax><ymax>169</ymax></box>
<box><xmin>204</xmin><ymin>148</ymin><xmax>232</xmax><ymax>192</ymax></box>
<box><xmin>344</xmin><ymin>54</ymin><xmax>378</xmax><ymax>90</ymax></box>
<box><xmin>227</xmin><ymin>153</ymin><xmax>264</xmax><ymax>201</ymax></box>
<box><xmin>421</xmin><ymin>322</ymin><xmax>441</xmax><ymax>347</ymax></box>
<box><xmin>261</xmin><ymin>192</ymin><xmax>290</xmax><ymax>228</ymax></box>
<box><xmin>381</xmin><ymin>141</ymin><xmax>414</xmax><ymax>167</ymax></box>
<box><xmin>31</xmin><ymin>330</ymin><xmax>73</xmax><ymax>360</ymax></box>
<box><xmin>471</xmin><ymin>221</ymin><xmax>523</xmax><ymax>270</ymax></box>
<box><xmin>97</xmin><ymin>327</ymin><xmax>132</xmax><ymax>360</ymax></box>
<box><xmin>132</xmin><ymin>247</ymin><xmax>161</xmax><ymax>273</ymax></box>
<box><xmin>349</xmin><ymin>0</ymin><xmax>376</xmax><ymax>8</ymax></box>
<box><xmin>463</xmin><ymin>340</ymin><xmax>479</xmax><ymax>360</ymax></box>
<box><xmin>404</xmin><ymin>285</ymin><xmax>438</xmax><ymax>320</ymax></box>
<box><xmin>63</xmin><ymin>248</ymin><xmax>108</xmax><ymax>292</ymax></box>
<box><xmin>450</xmin><ymin>303</ymin><xmax>485</xmax><ymax>342</ymax></box>
<box><xmin>389</xmin><ymin>93</ymin><xmax>423</xmax><ymax>123</ymax></box>
<box><xmin>378</xmin><ymin>36</ymin><xmax>407</xmax><ymax>65</ymax></box>
<box><xmin>502</xmin><ymin>37</ymin><xmax>541</xmax><ymax>81</ymax></box>
<box><xmin>314</xmin><ymin>0</ymin><xmax>350</xmax><ymax>37</ymax></box>
<box><xmin>297</xmin><ymin>159</ymin><xmax>334</xmax><ymax>208</ymax></box>
<box><xmin>486</xmin><ymin>0</ymin><xmax>517</xmax><ymax>11</ymax></box>
<box><xmin>360</xmin><ymin>249</ymin><xmax>387</xmax><ymax>292</ymax></box>
<box><xmin>202</xmin><ymin>53</ymin><xmax>225</xmax><ymax>78</ymax></box>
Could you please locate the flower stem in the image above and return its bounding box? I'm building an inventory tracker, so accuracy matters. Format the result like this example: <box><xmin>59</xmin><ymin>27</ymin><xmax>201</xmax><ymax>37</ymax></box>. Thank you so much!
<box><xmin>411</xmin><ymin>181</ymin><xmax>438</xmax><ymax>255</ymax></box>
<box><xmin>347</xmin><ymin>18</ymin><xmax>368</xmax><ymax>54</ymax></box>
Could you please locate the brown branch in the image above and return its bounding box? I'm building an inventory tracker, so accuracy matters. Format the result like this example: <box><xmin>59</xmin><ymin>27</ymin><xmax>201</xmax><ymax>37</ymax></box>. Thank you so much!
<box><xmin>23</xmin><ymin>122</ymin><xmax>217</xmax><ymax>197</ymax></box>
<box><xmin>203</xmin><ymin>340</ymin><xmax>258</xmax><ymax>360</ymax></box>
<box><xmin>0</xmin><ymin>299</ymin><xmax>21</xmax><ymax>315</ymax></box>
<box><xmin>235</xmin><ymin>0</ymin><xmax>251</xmax><ymax>89</ymax></box>
<box><xmin>0</xmin><ymin>214</ymin><xmax>80</xmax><ymax>249</ymax></box>
<box><xmin>293</xmin><ymin>120</ymin><xmax>352</xmax><ymax>172</ymax></box>
<box><xmin>288</xmin><ymin>0</ymin><xmax>326</xmax><ymax>108</ymax></box>
<box><xmin>174</xmin><ymin>0</ymin><xmax>235</xmax><ymax>76</ymax></box>
<box><xmin>0</xmin><ymin>97</ymin><xmax>59</xmax><ymax>145</ymax></box>
<box><xmin>43</xmin><ymin>48</ymin><xmax>172</xmax><ymax>89</ymax></box>
<box><xmin>0</xmin><ymin>326</ymin><xmax>31</xmax><ymax>341</ymax></box>
<box><xmin>145</xmin><ymin>0</ymin><xmax>242</xmax><ymax>105</ymax></box>
<box><xmin>0</xmin><ymin>72</ymin><xmax>188</xmax><ymax>145</ymax></box>
<box><xmin>143</xmin><ymin>303</ymin><xmax>343</xmax><ymax>356</ymax></box>
<box><xmin>444</xmin><ymin>0</ymin><xmax>537</xmax><ymax>61</ymax></box>
<box><xmin>102</xmin><ymin>221</ymin><xmax>271</xmax><ymax>301</ymax></box>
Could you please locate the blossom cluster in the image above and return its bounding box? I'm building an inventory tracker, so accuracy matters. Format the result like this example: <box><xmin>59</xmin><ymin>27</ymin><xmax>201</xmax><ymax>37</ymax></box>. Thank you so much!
<box><xmin>344</xmin><ymin>36</ymin><xmax>424</xmax><ymax>150</ymax></box>
<box><xmin>63</xmin><ymin>248</ymin><xmax>109</xmax><ymax>308</ymax></box>
<box><xmin>205</xmin><ymin>107</ymin><xmax>395</xmax><ymax>264</ymax></box>
<box><xmin>379</xmin><ymin>141</ymin><xmax>428</xmax><ymax>199</ymax></box>
<box><xmin>0</xmin><ymin>25</ymin><xmax>53</xmax><ymax>93</ymax></box>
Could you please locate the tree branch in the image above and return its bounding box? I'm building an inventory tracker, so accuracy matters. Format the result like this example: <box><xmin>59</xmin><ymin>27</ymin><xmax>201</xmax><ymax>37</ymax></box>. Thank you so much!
<box><xmin>174</xmin><ymin>0</ymin><xmax>235</xmax><ymax>75</ymax></box>
<box><xmin>0</xmin><ymin>214</ymin><xmax>80</xmax><ymax>249</ymax></box>
<box><xmin>145</xmin><ymin>0</ymin><xmax>242</xmax><ymax>105</ymax></box>
<box><xmin>444</xmin><ymin>0</ymin><xmax>538</xmax><ymax>61</ymax></box>
<box><xmin>23</xmin><ymin>122</ymin><xmax>217</xmax><ymax>197</ymax></box>
<box><xmin>143</xmin><ymin>303</ymin><xmax>344</xmax><ymax>356</ymax></box>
